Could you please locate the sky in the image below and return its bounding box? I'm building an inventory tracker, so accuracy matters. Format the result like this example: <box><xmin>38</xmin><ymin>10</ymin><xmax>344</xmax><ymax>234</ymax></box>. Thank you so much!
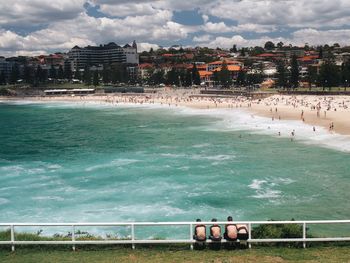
<box><xmin>1</xmin><ymin>0</ymin><xmax>350</xmax><ymax>56</ymax></box>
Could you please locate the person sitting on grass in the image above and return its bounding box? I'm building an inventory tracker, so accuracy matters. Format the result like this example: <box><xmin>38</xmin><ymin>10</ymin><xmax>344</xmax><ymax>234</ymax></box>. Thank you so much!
<box><xmin>224</xmin><ymin>216</ymin><xmax>238</xmax><ymax>241</ymax></box>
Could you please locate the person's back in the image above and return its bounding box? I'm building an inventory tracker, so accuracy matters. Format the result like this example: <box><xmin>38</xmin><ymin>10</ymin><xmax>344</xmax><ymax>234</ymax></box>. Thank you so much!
<box><xmin>225</xmin><ymin>224</ymin><xmax>238</xmax><ymax>240</ymax></box>
<box><xmin>195</xmin><ymin>225</ymin><xmax>206</xmax><ymax>241</ymax></box>
<box><xmin>193</xmin><ymin>219</ymin><xmax>206</xmax><ymax>242</ymax></box>
<box><xmin>209</xmin><ymin>219</ymin><xmax>222</xmax><ymax>242</ymax></box>
<box><xmin>224</xmin><ymin>216</ymin><xmax>238</xmax><ymax>242</ymax></box>
<box><xmin>236</xmin><ymin>224</ymin><xmax>249</xmax><ymax>240</ymax></box>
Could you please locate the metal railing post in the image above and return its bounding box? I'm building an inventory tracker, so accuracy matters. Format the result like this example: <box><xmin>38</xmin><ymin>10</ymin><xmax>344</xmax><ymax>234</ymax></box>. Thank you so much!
<box><xmin>189</xmin><ymin>224</ymin><xmax>193</xmax><ymax>250</ymax></box>
<box><xmin>248</xmin><ymin>223</ymin><xmax>252</xmax><ymax>249</ymax></box>
<box><xmin>303</xmin><ymin>222</ymin><xmax>306</xmax><ymax>249</ymax></box>
<box><xmin>131</xmin><ymin>224</ymin><xmax>135</xmax><ymax>250</ymax></box>
<box><xmin>72</xmin><ymin>225</ymin><xmax>76</xmax><ymax>251</ymax></box>
<box><xmin>10</xmin><ymin>225</ymin><xmax>15</xmax><ymax>252</ymax></box>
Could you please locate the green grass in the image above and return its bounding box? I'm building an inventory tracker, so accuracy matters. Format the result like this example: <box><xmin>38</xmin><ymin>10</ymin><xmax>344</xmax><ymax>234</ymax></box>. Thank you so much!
<box><xmin>0</xmin><ymin>229</ymin><xmax>350</xmax><ymax>262</ymax></box>
<box><xmin>0</xmin><ymin>246</ymin><xmax>350</xmax><ymax>263</ymax></box>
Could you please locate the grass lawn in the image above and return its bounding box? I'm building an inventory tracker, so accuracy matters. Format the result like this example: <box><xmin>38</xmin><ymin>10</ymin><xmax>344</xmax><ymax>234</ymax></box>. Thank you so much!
<box><xmin>1</xmin><ymin>245</ymin><xmax>350</xmax><ymax>263</ymax></box>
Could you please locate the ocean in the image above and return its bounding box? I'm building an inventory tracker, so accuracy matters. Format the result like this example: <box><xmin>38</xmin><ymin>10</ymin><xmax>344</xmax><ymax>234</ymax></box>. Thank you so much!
<box><xmin>0</xmin><ymin>100</ymin><xmax>349</xmax><ymax>236</ymax></box>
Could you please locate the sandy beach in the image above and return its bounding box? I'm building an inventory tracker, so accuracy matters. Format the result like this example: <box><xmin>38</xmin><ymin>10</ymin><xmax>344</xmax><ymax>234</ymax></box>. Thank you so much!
<box><xmin>2</xmin><ymin>90</ymin><xmax>350</xmax><ymax>136</ymax></box>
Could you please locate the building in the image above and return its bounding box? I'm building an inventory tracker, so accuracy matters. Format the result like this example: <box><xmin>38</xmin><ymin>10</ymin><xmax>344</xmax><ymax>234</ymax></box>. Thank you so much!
<box><xmin>0</xmin><ymin>57</ymin><xmax>13</xmax><ymax>79</ymax></box>
<box><xmin>207</xmin><ymin>60</ymin><xmax>242</xmax><ymax>71</ymax></box>
<box><xmin>67</xmin><ymin>41</ymin><xmax>139</xmax><ymax>72</ymax></box>
<box><xmin>123</xmin><ymin>41</ymin><xmax>139</xmax><ymax>64</ymax></box>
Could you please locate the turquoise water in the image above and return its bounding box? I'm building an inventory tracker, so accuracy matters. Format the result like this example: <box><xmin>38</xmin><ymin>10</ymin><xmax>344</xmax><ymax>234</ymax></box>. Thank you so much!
<box><xmin>0</xmin><ymin>101</ymin><xmax>350</xmax><ymax>227</ymax></box>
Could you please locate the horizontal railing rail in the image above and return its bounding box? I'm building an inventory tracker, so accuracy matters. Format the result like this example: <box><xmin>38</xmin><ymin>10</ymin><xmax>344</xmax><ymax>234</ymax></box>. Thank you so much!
<box><xmin>0</xmin><ymin>220</ymin><xmax>349</xmax><ymax>251</ymax></box>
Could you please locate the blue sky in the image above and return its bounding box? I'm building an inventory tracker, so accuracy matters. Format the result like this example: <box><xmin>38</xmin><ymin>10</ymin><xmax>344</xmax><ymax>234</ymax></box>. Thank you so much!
<box><xmin>1</xmin><ymin>0</ymin><xmax>350</xmax><ymax>56</ymax></box>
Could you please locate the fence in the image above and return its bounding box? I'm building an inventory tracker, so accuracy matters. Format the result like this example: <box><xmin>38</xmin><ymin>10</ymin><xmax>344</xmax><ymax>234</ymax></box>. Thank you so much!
<box><xmin>0</xmin><ymin>220</ymin><xmax>349</xmax><ymax>251</ymax></box>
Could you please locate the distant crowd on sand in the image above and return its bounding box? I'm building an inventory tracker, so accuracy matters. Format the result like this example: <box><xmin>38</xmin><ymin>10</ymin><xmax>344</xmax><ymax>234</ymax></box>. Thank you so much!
<box><xmin>193</xmin><ymin>216</ymin><xmax>248</xmax><ymax>250</ymax></box>
<box><xmin>261</xmin><ymin>95</ymin><xmax>350</xmax><ymax>136</ymax></box>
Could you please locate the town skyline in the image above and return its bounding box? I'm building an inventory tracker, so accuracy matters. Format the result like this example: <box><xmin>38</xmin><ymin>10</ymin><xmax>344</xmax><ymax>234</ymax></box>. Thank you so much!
<box><xmin>1</xmin><ymin>0</ymin><xmax>350</xmax><ymax>57</ymax></box>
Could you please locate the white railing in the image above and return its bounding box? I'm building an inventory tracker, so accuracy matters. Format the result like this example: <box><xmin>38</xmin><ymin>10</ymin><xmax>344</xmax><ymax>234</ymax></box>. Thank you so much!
<box><xmin>0</xmin><ymin>220</ymin><xmax>349</xmax><ymax>251</ymax></box>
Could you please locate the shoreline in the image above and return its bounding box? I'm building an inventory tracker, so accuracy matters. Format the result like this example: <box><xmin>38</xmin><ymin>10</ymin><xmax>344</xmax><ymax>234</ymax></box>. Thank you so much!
<box><xmin>1</xmin><ymin>92</ymin><xmax>350</xmax><ymax>136</ymax></box>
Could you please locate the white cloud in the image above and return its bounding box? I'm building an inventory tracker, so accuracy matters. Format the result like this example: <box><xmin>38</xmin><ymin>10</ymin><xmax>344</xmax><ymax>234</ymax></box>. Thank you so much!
<box><xmin>203</xmin><ymin>0</ymin><xmax>350</xmax><ymax>28</ymax></box>
<box><xmin>0</xmin><ymin>10</ymin><xmax>191</xmax><ymax>56</ymax></box>
<box><xmin>202</xmin><ymin>15</ymin><xmax>209</xmax><ymax>23</ymax></box>
<box><xmin>0</xmin><ymin>0</ymin><xmax>85</xmax><ymax>27</ymax></box>
<box><xmin>1</xmin><ymin>0</ymin><xmax>350</xmax><ymax>56</ymax></box>
<box><xmin>202</xmin><ymin>22</ymin><xmax>232</xmax><ymax>33</ymax></box>
<box><xmin>98</xmin><ymin>3</ymin><xmax>158</xmax><ymax>17</ymax></box>
<box><xmin>138</xmin><ymin>42</ymin><xmax>160</xmax><ymax>52</ymax></box>
<box><xmin>202</xmin><ymin>22</ymin><xmax>276</xmax><ymax>34</ymax></box>
<box><xmin>200</xmin><ymin>28</ymin><xmax>350</xmax><ymax>49</ymax></box>
<box><xmin>193</xmin><ymin>35</ymin><xmax>212</xmax><ymax>43</ymax></box>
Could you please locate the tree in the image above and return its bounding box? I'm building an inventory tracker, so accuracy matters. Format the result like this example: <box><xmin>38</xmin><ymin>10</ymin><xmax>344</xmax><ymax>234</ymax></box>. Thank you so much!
<box><xmin>57</xmin><ymin>65</ymin><xmax>64</xmax><ymax>80</ymax></box>
<box><xmin>240</xmin><ymin>48</ymin><xmax>246</xmax><ymax>57</ymax></box>
<box><xmin>184</xmin><ymin>70</ymin><xmax>192</xmax><ymax>87</ymax></box>
<box><xmin>247</xmin><ymin>73</ymin><xmax>264</xmax><ymax>85</ymax></box>
<box><xmin>319</xmin><ymin>60</ymin><xmax>339</xmax><ymax>90</ymax></box>
<box><xmin>49</xmin><ymin>65</ymin><xmax>56</xmax><ymax>79</ymax></box>
<box><xmin>83</xmin><ymin>65</ymin><xmax>91</xmax><ymax>85</ymax></box>
<box><xmin>0</xmin><ymin>71</ymin><xmax>6</xmax><ymax>85</ymax></box>
<box><xmin>166</xmin><ymin>68</ymin><xmax>179</xmax><ymax>86</ymax></box>
<box><xmin>64</xmin><ymin>64</ymin><xmax>72</xmax><ymax>80</ymax></box>
<box><xmin>307</xmin><ymin>66</ymin><xmax>318</xmax><ymax>90</ymax></box>
<box><xmin>35</xmin><ymin>65</ymin><xmax>42</xmax><ymax>84</ymax></box>
<box><xmin>230</xmin><ymin>44</ymin><xmax>238</xmax><ymax>53</ymax></box>
<box><xmin>277</xmin><ymin>42</ymin><xmax>284</xmax><ymax>49</ymax></box>
<box><xmin>23</xmin><ymin>65</ymin><xmax>33</xmax><ymax>84</ymax></box>
<box><xmin>93</xmin><ymin>71</ymin><xmax>99</xmax><ymax>86</ymax></box>
<box><xmin>219</xmin><ymin>61</ymin><xmax>232</xmax><ymax>88</ymax></box>
<box><xmin>191</xmin><ymin>64</ymin><xmax>201</xmax><ymax>85</ymax></box>
<box><xmin>74</xmin><ymin>69</ymin><xmax>81</xmax><ymax>80</ymax></box>
<box><xmin>341</xmin><ymin>61</ymin><xmax>350</xmax><ymax>90</ymax></box>
<box><xmin>290</xmin><ymin>55</ymin><xmax>299</xmax><ymax>89</ymax></box>
<box><xmin>318</xmin><ymin>46</ymin><xmax>323</xmax><ymax>59</ymax></box>
<box><xmin>102</xmin><ymin>65</ymin><xmax>111</xmax><ymax>84</ymax></box>
<box><xmin>276</xmin><ymin>60</ymin><xmax>288</xmax><ymax>89</ymax></box>
<box><xmin>150</xmin><ymin>69</ymin><xmax>165</xmax><ymax>85</ymax></box>
<box><xmin>264</xmin><ymin>41</ymin><xmax>275</xmax><ymax>51</ymax></box>
<box><xmin>9</xmin><ymin>64</ymin><xmax>20</xmax><ymax>84</ymax></box>
<box><xmin>111</xmin><ymin>63</ymin><xmax>129</xmax><ymax>84</ymax></box>
<box><xmin>236</xmin><ymin>69</ymin><xmax>246</xmax><ymax>86</ymax></box>
<box><xmin>250</xmin><ymin>46</ymin><xmax>265</xmax><ymax>56</ymax></box>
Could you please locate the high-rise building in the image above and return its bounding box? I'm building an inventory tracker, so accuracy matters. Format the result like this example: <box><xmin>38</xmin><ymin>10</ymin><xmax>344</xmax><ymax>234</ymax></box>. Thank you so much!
<box><xmin>0</xmin><ymin>57</ymin><xmax>14</xmax><ymax>79</ymax></box>
<box><xmin>67</xmin><ymin>41</ymin><xmax>139</xmax><ymax>72</ymax></box>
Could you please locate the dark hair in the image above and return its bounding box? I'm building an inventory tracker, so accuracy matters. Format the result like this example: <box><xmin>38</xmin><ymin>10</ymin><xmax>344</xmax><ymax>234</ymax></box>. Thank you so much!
<box><xmin>211</xmin><ymin>218</ymin><xmax>217</xmax><ymax>222</ymax></box>
<box><xmin>196</xmin><ymin>219</ymin><xmax>201</xmax><ymax>222</ymax></box>
<box><xmin>227</xmin><ymin>216</ymin><xmax>233</xmax><ymax>221</ymax></box>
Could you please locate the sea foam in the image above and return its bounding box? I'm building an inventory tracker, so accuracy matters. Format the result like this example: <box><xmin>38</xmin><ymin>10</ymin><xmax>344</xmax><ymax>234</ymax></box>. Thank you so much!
<box><xmin>171</xmin><ymin>106</ymin><xmax>350</xmax><ymax>153</ymax></box>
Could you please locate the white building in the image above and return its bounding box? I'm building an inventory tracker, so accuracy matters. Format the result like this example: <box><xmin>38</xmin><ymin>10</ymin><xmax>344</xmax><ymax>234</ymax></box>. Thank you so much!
<box><xmin>123</xmin><ymin>41</ymin><xmax>139</xmax><ymax>64</ymax></box>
